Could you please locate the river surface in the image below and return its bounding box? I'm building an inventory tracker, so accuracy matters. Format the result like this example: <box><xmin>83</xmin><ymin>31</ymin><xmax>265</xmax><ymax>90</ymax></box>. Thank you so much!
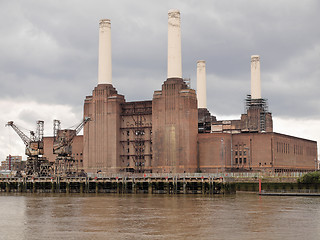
<box><xmin>0</xmin><ymin>192</ymin><xmax>319</xmax><ymax>240</ymax></box>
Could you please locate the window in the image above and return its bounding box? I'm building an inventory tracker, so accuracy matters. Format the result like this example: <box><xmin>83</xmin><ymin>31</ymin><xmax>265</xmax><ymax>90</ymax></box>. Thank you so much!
<box><xmin>244</xmin><ymin>158</ymin><xmax>246</xmax><ymax>164</ymax></box>
<box><xmin>235</xmin><ymin>158</ymin><xmax>238</xmax><ymax>164</ymax></box>
<box><xmin>239</xmin><ymin>158</ymin><xmax>242</xmax><ymax>164</ymax></box>
<box><xmin>127</xmin><ymin>131</ymin><xmax>130</xmax><ymax>136</ymax></box>
<box><xmin>135</xmin><ymin>130</ymin><xmax>145</xmax><ymax>136</ymax></box>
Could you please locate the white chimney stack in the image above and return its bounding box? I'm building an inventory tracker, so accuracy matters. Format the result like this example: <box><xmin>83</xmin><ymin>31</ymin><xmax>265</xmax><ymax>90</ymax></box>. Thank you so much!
<box><xmin>167</xmin><ymin>9</ymin><xmax>182</xmax><ymax>79</ymax></box>
<box><xmin>98</xmin><ymin>19</ymin><xmax>112</xmax><ymax>85</ymax></box>
<box><xmin>251</xmin><ymin>55</ymin><xmax>261</xmax><ymax>99</ymax></box>
<box><xmin>197</xmin><ymin>60</ymin><xmax>207</xmax><ymax>108</ymax></box>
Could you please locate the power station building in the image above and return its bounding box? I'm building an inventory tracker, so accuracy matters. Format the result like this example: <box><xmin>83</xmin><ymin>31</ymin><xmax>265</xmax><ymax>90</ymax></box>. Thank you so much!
<box><xmin>44</xmin><ymin>10</ymin><xmax>318</xmax><ymax>174</ymax></box>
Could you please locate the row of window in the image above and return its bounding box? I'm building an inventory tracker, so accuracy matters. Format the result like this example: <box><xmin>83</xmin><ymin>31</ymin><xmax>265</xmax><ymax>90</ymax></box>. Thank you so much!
<box><xmin>123</xmin><ymin>147</ymin><xmax>152</xmax><ymax>152</ymax></box>
<box><xmin>234</xmin><ymin>151</ymin><xmax>247</xmax><ymax>156</ymax></box>
<box><xmin>259</xmin><ymin>162</ymin><xmax>271</xmax><ymax>166</ymax></box>
<box><xmin>293</xmin><ymin>145</ymin><xmax>303</xmax><ymax>155</ymax></box>
<box><xmin>234</xmin><ymin>143</ymin><xmax>247</xmax><ymax>165</ymax></box>
<box><xmin>125</xmin><ymin>155</ymin><xmax>152</xmax><ymax>160</ymax></box>
<box><xmin>73</xmin><ymin>153</ymin><xmax>83</xmax><ymax>156</ymax></box>
<box><xmin>235</xmin><ymin>158</ymin><xmax>247</xmax><ymax>164</ymax></box>
<box><xmin>277</xmin><ymin>142</ymin><xmax>290</xmax><ymax>154</ymax></box>
<box><xmin>276</xmin><ymin>142</ymin><xmax>305</xmax><ymax>156</ymax></box>
<box><xmin>123</xmin><ymin>129</ymin><xmax>152</xmax><ymax>136</ymax></box>
<box><xmin>234</xmin><ymin>144</ymin><xmax>246</xmax><ymax>148</ymax></box>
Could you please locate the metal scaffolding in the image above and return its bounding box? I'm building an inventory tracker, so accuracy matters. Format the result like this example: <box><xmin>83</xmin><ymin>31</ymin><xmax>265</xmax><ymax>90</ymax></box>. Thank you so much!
<box><xmin>53</xmin><ymin>117</ymin><xmax>90</xmax><ymax>177</ymax></box>
<box><xmin>6</xmin><ymin>120</ymin><xmax>52</xmax><ymax>177</ymax></box>
<box><xmin>245</xmin><ymin>95</ymin><xmax>269</xmax><ymax>132</ymax></box>
<box><xmin>120</xmin><ymin>101</ymin><xmax>152</xmax><ymax>173</ymax></box>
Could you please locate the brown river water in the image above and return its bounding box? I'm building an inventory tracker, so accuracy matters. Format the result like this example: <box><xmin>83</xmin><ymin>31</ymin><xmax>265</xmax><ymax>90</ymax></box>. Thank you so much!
<box><xmin>0</xmin><ymin>193</ymin><xmax>320</xmax><ymax>240</ymax></box>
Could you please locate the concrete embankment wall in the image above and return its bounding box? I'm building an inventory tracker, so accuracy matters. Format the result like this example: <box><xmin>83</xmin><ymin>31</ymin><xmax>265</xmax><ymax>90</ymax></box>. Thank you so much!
<box><xmin>234</xmin><ymin>182</ymin><xmax>320</xmax><ymax>193</ymax></box>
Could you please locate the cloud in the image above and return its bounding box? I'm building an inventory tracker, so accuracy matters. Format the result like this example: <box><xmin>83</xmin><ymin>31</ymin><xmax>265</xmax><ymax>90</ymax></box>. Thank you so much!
<box><xmin>273</xmin><ymin>117</ymin><xmax>320</xmax><ymax>159</ymax></box>
<box><xmin>0</xmin><ymin>0</ymin><xmax>319</xmax><ymax>161</ymax></box>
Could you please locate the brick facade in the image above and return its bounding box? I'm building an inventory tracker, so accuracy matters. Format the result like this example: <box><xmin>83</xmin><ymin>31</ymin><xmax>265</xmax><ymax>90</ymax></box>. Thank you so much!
<box><xmin>198</xmin><ymin>132</ymin><xmax>317</xmax><ymax>173</ymax></box>
<box><xmin>83</xmin><ymin>84</ymin><xmax>124</xmax><ymax>173</ymax></box>
<box><xmin>152</xmin><ymin>78</ymin><xmax>198</xmax><ymax>173</ymax></box>
<box><xmin>43</xmin><ymin>136</ymin><xmax>84</xmax><ymax>166</ymax></box>
<box><xmin>39</xmin><ymin>81</ymin><xmax>318</xmax><ymax>174</ymax></box>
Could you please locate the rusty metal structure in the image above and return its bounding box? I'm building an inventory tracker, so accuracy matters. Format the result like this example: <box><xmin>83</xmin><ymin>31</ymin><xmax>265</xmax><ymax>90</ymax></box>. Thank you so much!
<box><xmin>244</xmin><ymin>94</ymin><xmax>269</xmax><ymax>132</ymax></box>
<box><xmin>120</xmin><ymin>101</ymin><xmax>152</xmax><ymax>173</ymax></box>
<box><xmin>6</xmin><ymin>121</ymin><xmax>51</xmax><ymax>176</ymax></box>
<box><xmin>53</xmin><ymin>117</ymin><xmax>90</xmax><ymax>176</ymax></box>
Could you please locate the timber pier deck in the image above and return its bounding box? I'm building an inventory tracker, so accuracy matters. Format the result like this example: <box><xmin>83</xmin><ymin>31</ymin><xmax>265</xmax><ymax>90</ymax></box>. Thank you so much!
<box><xmin>0</xmin><ymin>174</ymin><xmax>226</xmax><ymax>194</ymax></box>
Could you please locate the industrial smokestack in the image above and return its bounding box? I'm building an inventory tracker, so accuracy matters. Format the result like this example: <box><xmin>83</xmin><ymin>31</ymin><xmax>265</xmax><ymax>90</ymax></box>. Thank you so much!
<box><xmin>251</xmin><ymin>55</ymin><xmax>261</xmax><ymax>99</ymax></box>
<box><xmin>98</xmin><ymin>19</ymin><xmax>112</xmax><ymax>85</ymax></box>
<box><xmin>197</xmin><ymin>60</ymin><xmax>207</xmax><ymax>108</ymax></box>
<box><xmin>167</xmin><ymin>9</ymin><xmax>182</xmax><ymax>79</ymax></box>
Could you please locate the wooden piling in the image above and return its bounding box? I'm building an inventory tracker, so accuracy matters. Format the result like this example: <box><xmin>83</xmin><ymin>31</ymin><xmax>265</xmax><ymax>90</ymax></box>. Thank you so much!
<box><xmin>32</xmin><ymin>181</ymin><xmax>36</xmax><ymax>193</ymax></box>
<box><xmin>80</xmin><ymin>182</ymin><xmax>84</xmax><ymax>193</ymax></box>
<box><xmin>183</xmin><ymin>182</ymin><xmax>187</xmax><ymax>194</ymax></box>
<box><xmin>95</xmin><ymin>182</ymin><xmax>99</xmax><ymax>193</ymax></box>
<box><xmin>66</xmin><ymin>182</ymin><xmax>70</xmax><ymax>194</ymax></box>
<box><xmin>165</xmin><ymin>182</ymin><xmax>170</xmax><ymax>194</ymax></box>
<box><xmin>148</xmin><ymin>182</ymin><xmax>153</xmax><ymax>194</ymax></box>
<box><xmin>202</xmin><ymin>182</ymin><xmax>206</xmax><ymax>194</ymax></box>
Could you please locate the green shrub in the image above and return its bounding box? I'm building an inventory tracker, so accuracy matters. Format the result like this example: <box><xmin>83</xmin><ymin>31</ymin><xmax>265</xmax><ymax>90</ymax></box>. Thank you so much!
<box><xmin>298</xmin><ymin>171</ymin><xmax>320</xmax><ymax>184</ymax></box>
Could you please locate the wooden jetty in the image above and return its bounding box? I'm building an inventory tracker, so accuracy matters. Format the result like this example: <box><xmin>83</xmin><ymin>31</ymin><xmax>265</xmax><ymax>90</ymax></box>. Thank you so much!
<box><xmin>0</xmin><ymin>174</ymin><xmax>228</xmax><ymax>194</ymax></box>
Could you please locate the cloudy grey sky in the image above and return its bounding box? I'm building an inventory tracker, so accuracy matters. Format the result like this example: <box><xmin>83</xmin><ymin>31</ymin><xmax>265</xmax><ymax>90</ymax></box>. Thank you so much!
<box><xmin>0</xmin><ymin>0</ymin><xmax>319</xmax><ymax>161</ymax></box>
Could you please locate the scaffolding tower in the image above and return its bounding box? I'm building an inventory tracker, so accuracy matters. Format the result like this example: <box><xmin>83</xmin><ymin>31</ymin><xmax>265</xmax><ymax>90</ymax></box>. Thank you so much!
<box><xmin>120</xmin><ymin>101</ymin><xmax>152</xmax><ymax>173</ymax></box>
<box><xmin>245</xmin><ymin>95</ymin><xmax>269</xmax><ymax>132</ymax></box>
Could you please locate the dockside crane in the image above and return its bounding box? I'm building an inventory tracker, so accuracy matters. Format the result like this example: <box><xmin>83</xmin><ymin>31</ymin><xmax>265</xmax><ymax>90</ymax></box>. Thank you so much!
<box><xmin>6</xmin><ymin>121</ymin><xmax>51</xmax><ymax>176</ymax></box>
<box><xmin>53</xmin><ymin>117</ymin><xmax>90</xmax><ymax>176</ymax></box>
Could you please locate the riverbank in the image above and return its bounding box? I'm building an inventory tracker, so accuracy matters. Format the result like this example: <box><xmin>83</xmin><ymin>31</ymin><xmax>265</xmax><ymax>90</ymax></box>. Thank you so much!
<box><xmin>259</xmin><ymin>192</ymin><xmax>320</xmax><ymax>196</ymax></box>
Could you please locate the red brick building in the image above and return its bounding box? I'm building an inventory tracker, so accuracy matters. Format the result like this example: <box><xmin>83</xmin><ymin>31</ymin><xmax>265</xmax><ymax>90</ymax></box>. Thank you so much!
<box><xmin>79</xmin><ymin>76</ymin><xmax>317</xmax><ymax>174</ymax></box>
<box><xmin>152</xmin><ymin>78</ymin><xmax>198</xmax><ymax>173</ymax></box>
<box><xmin>43</xmin><ymin>136</ymin><xmax>84</xmax><ymax>167</ymax></box>
<box><xmin>198</xmin><ymin>132</ymin><xmax>317</xmax><ymax>173</ymax></box>
<box><xmin>44</xmin><ymin>12</ymin><xmax>318</xmax><ymax>175</ymax></box>
<box><xmin>77</xmin><ymin>13</ymin><xmax>317</xmax><ymax>174</ymax></box>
